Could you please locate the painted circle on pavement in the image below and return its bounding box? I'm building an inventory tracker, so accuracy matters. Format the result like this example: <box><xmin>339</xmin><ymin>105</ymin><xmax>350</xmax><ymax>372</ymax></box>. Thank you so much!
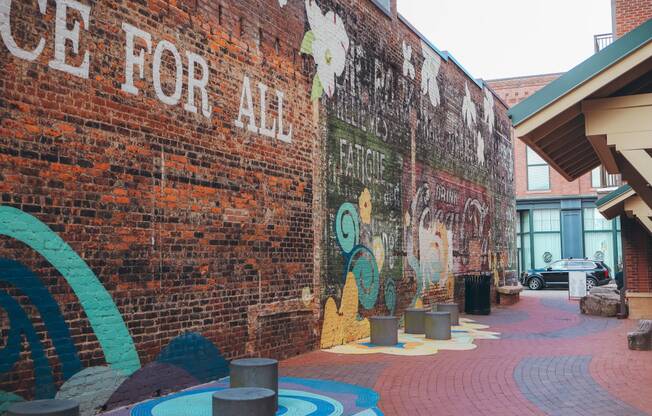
<box><xmin>133</xmin><ymin>388</ymin><xmax>344</xmax><ymax>416</ymax></box>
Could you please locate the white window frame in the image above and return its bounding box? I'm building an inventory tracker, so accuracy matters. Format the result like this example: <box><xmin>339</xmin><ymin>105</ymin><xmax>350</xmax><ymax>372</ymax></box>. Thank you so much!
<box><xmin>526</xmin><ymin>146</ymin><xmax>550</xmax><ymax>191</ymax></box>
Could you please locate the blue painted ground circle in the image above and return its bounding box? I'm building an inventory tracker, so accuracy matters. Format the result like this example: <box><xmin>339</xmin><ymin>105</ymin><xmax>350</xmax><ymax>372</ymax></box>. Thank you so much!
<box><xmin>131</xmin><ymin>387</ymin><xmax>344</xmax><ymax>416</ymax></box>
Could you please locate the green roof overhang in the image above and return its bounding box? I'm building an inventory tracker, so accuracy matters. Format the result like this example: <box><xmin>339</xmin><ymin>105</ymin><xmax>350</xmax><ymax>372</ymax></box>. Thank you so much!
<box><xmin>596</xmin><ymin>184</ymin><xmax>633</xmax><ymax>208</ymax></box>
<box><xmin>510</xmin><ymin>18</ymin><xmax>652</xmax><ymax>127</ymax></box>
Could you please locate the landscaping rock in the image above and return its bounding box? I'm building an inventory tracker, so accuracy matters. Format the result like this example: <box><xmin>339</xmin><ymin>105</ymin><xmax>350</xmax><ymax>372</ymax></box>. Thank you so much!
<box><xmin>589</xmin><ymin>286</ymin><xmax>619</xmax><ymax>296</ymax></box>
<box><xmin>496</xmin><ymin>285</ymin><xmax>523</xmax><ymax>306</ymax></box>
<box><xmin>628</xmin><ymin>320</ymin><xmax>652</xmax><ymax>351</ymax></box>
<box><xmin>580</xmin><ymin>291</ymin><xmax>620</xmax><ymax>317</ymax></box>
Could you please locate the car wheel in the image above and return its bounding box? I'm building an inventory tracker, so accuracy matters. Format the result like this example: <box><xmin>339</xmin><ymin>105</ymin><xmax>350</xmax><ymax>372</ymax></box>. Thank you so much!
<box><xmin>586</xmin><ymin>277</ymin><xmax>597</xmax><ymax>292</ymax></box>
<box><xmin>528</xmin><ymin>277</ymin><xmax>543</xmax><ymax>290</ymax></box>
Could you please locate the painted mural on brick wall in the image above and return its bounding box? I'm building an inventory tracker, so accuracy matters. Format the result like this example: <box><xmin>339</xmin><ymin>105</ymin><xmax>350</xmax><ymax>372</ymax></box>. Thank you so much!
<box><xmin>315</xmin><ymin>0</ymin><xmax>516</xmax><ymax>348</ymax></box>
<box><xmin>321</xmin><ymin>117</ymin><xmax>403</xmax><ymax>348</ymax></box>
<box><xmin>0</xmin><ymin>0</ymin><xmax>515</xmax><ymax>410</ymax></box>
<box><xmin>0</xmin><ymin>207</ymin><xmax>229</xmax><ymax>414</ymax></box>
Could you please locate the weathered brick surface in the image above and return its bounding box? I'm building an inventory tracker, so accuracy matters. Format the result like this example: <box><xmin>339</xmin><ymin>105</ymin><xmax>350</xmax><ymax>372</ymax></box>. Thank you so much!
<box><xmin>615</xmin><ymin>0</ymin><xmax>652</xmax><ymax>38</ymax></box>
<box><xmin>622</xmin><ymin>216</ymin><xmax>652</xmax><ymax>294</ymax></box>
<box><xmin>0</xmin><ymin>0</ymin><xmax>515</xmax><ymax>410</ymax></box>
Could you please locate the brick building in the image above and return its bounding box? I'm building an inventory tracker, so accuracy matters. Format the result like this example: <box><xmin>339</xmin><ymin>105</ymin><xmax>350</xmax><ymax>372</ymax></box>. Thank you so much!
<box><xmin>613</xmin><ymin>0</ymin><xmax>652</xmax><ymax>37</ymax></box>
<box><xmin>490</xmin><ymin>71</ymin><xmax>623</xmax><ymax>276</ymax></box>
<box><xmin>0</xmin><ymin>0</ymin><xmax>516</xmax><ymax>412</ymax></box>
<box><xmin>511</xmin><ymin>0</ymin><xmax>652</xmax><ymax>323</ymax></box>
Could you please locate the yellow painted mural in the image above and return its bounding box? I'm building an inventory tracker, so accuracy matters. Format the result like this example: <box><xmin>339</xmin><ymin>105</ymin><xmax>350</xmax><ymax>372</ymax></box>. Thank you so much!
<box><xmin>320</xmin><ymin>272</ymin><xmax>371</xmax><ymax>349</ymax></box>
<box><xmin>323</xmin><ymin>318</ymin><xmax>499</xmax><ymax>356</ymax></box>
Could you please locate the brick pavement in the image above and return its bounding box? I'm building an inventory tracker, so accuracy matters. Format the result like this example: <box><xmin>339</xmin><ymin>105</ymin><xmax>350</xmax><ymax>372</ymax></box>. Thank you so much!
<box><xmin>281</xmin><ymin>290</ymin><xmax>652</xmax><ymax>415</ymax></box>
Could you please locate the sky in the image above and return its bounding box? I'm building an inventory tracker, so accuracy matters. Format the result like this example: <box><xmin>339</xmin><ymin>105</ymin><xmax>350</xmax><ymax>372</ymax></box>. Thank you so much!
<box><xmin>398</xmin><ymin>0</ymin><xmax>613</xmax><ymax>80</ymax></box>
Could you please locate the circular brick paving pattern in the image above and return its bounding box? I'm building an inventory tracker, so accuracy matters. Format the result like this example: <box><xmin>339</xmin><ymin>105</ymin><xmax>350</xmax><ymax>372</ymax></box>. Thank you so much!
<box><xmin>281</xmin><ymin>290</ymin><xmax>652</xmax><ymax>415</ymax></box>
<box><xmin>515</xmin><ymin>355</ymin><xmax>647</xmax><ymax>416</ymax></box>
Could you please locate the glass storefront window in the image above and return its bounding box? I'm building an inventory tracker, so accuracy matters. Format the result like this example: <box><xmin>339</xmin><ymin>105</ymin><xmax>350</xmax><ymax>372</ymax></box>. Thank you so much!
<box><xmin>533</xmin><ymin>209</ymin><xmax>561</xmax><ymax>232</ymax></box>
<box><xmin>585</xmin><ymin>231</ymin><xmax>614</xmax><ymax>269</ymax></box>
<box><xmin>521</xmin><ymin>210</ymin><xmax>530</xmax><ymax>233</ymax></box>
<box><xmin>518</xmin><ymin>211</ymin><xmax>531</xmax><ymax>273</ymax></box>
<box><xmin>532</xmin><ymin>209</ymin><xmax>561</xmax><ymax>269</ymax></box>
<box><xmin>583</xmin><ymin>208</ymin><xmax>621</xmax><ymax>271</ymax></box>
<box><xmin>533</xmin><ymin>233</ymin><xmax>562</xmax><ymax>269</ymax></box>
<box><xmin>584</xmin><ymin>207</ymin><xmax>612</xmax><ymax>231</ymax></box>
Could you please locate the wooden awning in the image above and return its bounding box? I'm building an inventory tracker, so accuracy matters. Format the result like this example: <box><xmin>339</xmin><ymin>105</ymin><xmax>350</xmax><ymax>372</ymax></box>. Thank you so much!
<box><xmin>510</xmin><ymin>18</ymin><xmax>652</xmax><ymax>182</ymax></box>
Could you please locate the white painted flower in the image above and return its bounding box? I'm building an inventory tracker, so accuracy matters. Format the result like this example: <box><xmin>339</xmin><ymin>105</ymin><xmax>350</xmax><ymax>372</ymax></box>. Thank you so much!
<box><xmin>420</xmin><ymin>41</ymin><xmax>441</xmax><ymax>107</ymax></box>
<box><xmin>278</xmin><ymin>0</ymin><xmax>288</xmax><ymax>6</ymax></box>
<box><xmin>483</xmin><ymin>87</ymin><xmax>495</xmax><ymax>134</ymax></box>
<box><xmin>402</xmin><ymin>41</ymin><xmax>415</xmax><ymax>79</ymax></box>
<box><xmin>477</xmin><ymin>131</ymin><xmax>485</xmax><ymax>165</ymax></box>
<box><xmin>462</xmin><ymin>83</ymin><xmax>477</xmax><ymax>130</ymax></box>
<box><xmin>302</xmin><ymin>0</ymin><xmax>350</xmax><ymax>100</ymax></box>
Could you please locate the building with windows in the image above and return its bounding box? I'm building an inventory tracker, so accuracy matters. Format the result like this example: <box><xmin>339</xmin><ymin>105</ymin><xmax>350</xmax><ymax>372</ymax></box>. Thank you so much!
<box><xmin>490</xmin><ymin>71</ymin><xmax>623</xmax><ymax>275</ymax></box>
<box><xmin>510</xmin><ymin>0</ymin><xmax>652</xmax><ymax>320</ymax></box>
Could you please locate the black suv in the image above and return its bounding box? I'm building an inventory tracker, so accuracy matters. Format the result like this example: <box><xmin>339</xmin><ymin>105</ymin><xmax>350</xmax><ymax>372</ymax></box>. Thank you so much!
<box><xmin>519</xmin><ymin>259</ymin><xmax>611</xmax><ymax>291</ymax></box>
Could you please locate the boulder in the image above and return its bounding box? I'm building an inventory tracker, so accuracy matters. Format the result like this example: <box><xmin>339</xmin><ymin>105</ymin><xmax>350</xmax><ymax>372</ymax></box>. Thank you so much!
<box><xmin>580</xmin><ymin>291</ymin><xmax>620</xmax><ymax>317</ymax></box>
<box><xmin>628</xmin><ymin>320</ymin><xmax>652</xmax><ymax>351</ymax></box>
<box><xmin>589</xmin><ymin>286</ymin><xmax>619</xmax><ymax>296</ymax></box>
<box><xmin>496</xmin><ymin>285</ymin><xmax>523</xmax><ymax>306</ymax></box>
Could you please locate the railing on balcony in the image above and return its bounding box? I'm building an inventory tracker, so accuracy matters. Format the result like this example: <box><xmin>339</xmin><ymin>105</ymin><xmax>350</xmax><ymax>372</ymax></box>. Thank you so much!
<box><xmin>602</xmin><ymin>172</ymin><xmax>622</xmax><ymax>188</ymax></box>
<box><xmin>594</xmin><ymin>33</ymin><xmax>614</xmax><ymax>52</ymax></box>
<box><xmin>593</xmin><ymin>166</ymin><xmax>622</xmax><ymax>189</ymax></box>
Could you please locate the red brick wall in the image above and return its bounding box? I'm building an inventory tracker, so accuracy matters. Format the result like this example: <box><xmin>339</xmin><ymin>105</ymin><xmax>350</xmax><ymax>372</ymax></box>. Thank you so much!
<box><xmin>0</xmin><ymin>0</ymin><xmax>515</xmax><ymax>410</ymax></box>
<box><xmin>614</xmin><ymin>0</ymin><xmax>652</xmax><ymax>37</ymax></box>
<box><xmin>622</xmin><ymin>216</ymin><xmax>652</xmax><ymax>293</ymax></box>
<box><xmin>489</xmin><ymin>74</ymin><xmax>598</xmax><ymax>199</ymax></box>
<box><xmin>489</xmin><ymin>73</ymin><xmax>562</xmax><ymax>108</ymax></box>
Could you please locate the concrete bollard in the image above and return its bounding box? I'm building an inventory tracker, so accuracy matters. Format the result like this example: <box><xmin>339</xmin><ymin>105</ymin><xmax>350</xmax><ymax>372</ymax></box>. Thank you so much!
<box><xmin>7</xmin><ymin>400</ymin><xmax>79</xmax><ymax>416</ymax></box>
<box><xmin>404</xmin><ymin>308</ymin><xmax>426</xmax><ymax>334</ymax></box>
<box><xmin>213</xmin><ymin>387</ymin><xmax>276</xmax><ymax>416</ymax></box>
<box><xmin>230</xmin><ymin>358</ymin><xmax>279</xmax><ymax>409</ymax></box>
<box><xmin>369</xmin><ymin>316</ymin><xmax>399</xmax><ymax>346</ymax></box>
<box><xmin>435</xmin><ymin>303</ymin><xmax>460</xmax><ymax>326</ymax></box>
<box><xmin>425</xmin><ymin>311</ymin><xmax>451</xmax><ymax>340</ymax></box>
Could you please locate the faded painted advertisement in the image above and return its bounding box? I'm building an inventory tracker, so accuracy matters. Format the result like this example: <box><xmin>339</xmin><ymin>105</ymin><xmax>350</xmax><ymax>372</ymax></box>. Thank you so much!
<box><xmin>323</xmin><ymin>118</ymin><xmax>403</xmax><ymax>320</ymax></box>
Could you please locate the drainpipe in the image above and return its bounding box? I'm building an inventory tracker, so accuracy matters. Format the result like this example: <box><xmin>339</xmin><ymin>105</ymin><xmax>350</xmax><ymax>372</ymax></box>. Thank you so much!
<box><xmin>618</xmin><ymin>214</ymin><xmax>629</xmax><ymax>319</ymax></box>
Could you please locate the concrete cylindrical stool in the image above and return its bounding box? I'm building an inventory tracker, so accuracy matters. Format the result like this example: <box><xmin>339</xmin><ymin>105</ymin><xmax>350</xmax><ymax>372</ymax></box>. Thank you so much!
<box><xmin>213</xmin><ymin>387</ymin><xmax>276</xmax><ymax>416</ymax></box>
<box><xmin>370</xmin><ymin>316</ymin><xmax>399</xmax><ymax>346</ymax></box>
<box><xmin>425</xmin><ymin>311</ymin><xmax>451</xmax><ymax>340</ymax></box>
<box><xmin>230</xmin><ymin>358</ymin><xmax>279</xmax><ymax>409</ymax></box>
<box><xmin>435</xmin><ymin>303</ymin><xmax>460</xmax><ymax>325</ymax></box>
<box><xmin>404</xmin><ymin>308</ymin><xmax>426</xmax><ymax>334</ymax></box>
<box><xmin>7</xmin><ymin>400</ymin><xmax>79</xmax><ymax>416</ymax></box>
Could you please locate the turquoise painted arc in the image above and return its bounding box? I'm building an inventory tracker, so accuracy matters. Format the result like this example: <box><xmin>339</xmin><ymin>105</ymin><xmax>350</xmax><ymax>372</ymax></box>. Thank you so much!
<box><xmin>0</xmin><ymin>291</ymin><xmax>55</xmax><ymax>399</ymax></box>
<box><xmin>335</xmin><ymin>203</ymin><xmax>360</xmax><ymax>255</ymax></box>
<box><xmin>0</xmin><ymin>206</ymin><xmax>141</xmax><ymax>376</ymax></box>
<box><xmin>0</xmin><ymin>259</ymin><xmax>83</xmax><ymax>381</ymax></box>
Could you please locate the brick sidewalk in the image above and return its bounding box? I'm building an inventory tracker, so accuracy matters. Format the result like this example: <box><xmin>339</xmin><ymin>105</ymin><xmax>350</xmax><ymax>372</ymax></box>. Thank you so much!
<box><xmin>282</xmin><ymin>290</ymin><xmax>652</xmax><ymax>416</ymax></box>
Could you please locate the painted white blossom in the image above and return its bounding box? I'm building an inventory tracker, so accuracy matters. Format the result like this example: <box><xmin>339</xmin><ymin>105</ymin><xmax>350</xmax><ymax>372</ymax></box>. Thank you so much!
<box><xmin>402</xmin><ymin>41</ymin><xmax>415</xmax><ymax>80</ymax></box>
<box><xmin>420</xmin><ymin>41</ymin><xmax>441</xmax><ymax>107</ymax></box>
<box><xmin>483</xmin><ymin>87</ymin><xmax>495</xmax><ymax>134</ymax></box>
<box><xmin>462</xmin><ymin>82</ymin><xmax>477</xmax><ymax>130</ymax></box>
<box><xmin>278</xmin><ymin>0</ymin><xmax>287</xmax><ymax>6</ymax></box>
<box><xmin>477</xmin><ymin>131</ymin><xmax>485</xmax><ymax>165</ymax></box>
<box><xmin>303</xmin><ymin>0</ymin><xmax>350</xmax><ymax>99</ymax></box>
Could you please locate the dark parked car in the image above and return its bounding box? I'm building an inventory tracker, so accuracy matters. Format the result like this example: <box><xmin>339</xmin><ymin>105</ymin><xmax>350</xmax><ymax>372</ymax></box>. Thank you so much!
<box><xmin>519</xmin><ymin>259</ymin><xmax>611</xmax><ymax>291</ymax></box>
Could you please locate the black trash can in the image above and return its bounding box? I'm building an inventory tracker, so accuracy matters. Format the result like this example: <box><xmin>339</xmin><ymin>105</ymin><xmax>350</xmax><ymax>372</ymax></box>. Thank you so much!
<box><xmin>464</xmin><ymin>273</ymin><xmax>491</xmax><ymax>315</ymax></box>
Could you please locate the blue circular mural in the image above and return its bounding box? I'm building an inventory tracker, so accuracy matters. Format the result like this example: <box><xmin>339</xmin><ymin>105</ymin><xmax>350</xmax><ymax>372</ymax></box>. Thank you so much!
<box><xmin>129</xmin><ymin>377</ymin><xmax>382</xmax><ymax>416</ymax></box>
